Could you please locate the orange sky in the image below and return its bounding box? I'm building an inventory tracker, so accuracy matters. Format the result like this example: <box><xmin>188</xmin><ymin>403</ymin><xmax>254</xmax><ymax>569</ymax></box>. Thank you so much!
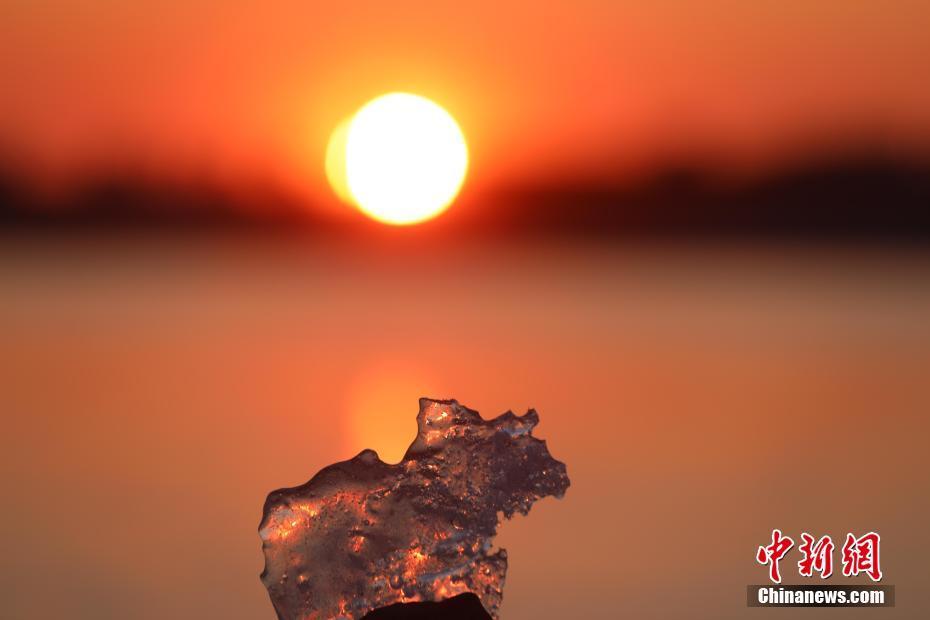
<box><xmin>3</xmin><ymin>1</ymin><xmax>930</xmax><ymax>201</ymax></box>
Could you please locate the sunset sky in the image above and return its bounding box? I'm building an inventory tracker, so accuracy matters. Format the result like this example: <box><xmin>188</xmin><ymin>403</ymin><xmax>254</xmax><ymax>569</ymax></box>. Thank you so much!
<box><xmin>3</xmin><ymin>0</ymin><xmax>930</xmax><ymax>207</ymax></box>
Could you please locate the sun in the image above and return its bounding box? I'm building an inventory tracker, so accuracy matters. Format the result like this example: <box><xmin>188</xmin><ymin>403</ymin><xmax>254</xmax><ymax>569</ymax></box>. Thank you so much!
<box><xmin>326</xmin><ymin>93</ymin><xmax>468</xmax><ymax>226</ymax></box>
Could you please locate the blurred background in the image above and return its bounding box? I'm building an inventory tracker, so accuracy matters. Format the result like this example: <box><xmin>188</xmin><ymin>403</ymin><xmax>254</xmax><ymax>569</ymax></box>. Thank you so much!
<box><xmin>1</xmin><ymin>1</ymin><xmax>929</xmax><ymax>619</ymax></box>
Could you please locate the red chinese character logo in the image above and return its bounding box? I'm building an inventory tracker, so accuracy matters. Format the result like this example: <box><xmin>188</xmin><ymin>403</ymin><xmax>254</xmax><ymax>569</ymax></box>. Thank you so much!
<box><xmin>797</xmin><ymin>533</ymin><xmax>834</xmax><ymax>578</ymax></box>
<box><xmin>842</xmin><ymin>532</ymin><xmax>882</xmax><ymax>581</ymax></box>
<box><xmin>756</xmin><ymin>529</ymin><xmax>794</xmax><ymax>583</ymax></box>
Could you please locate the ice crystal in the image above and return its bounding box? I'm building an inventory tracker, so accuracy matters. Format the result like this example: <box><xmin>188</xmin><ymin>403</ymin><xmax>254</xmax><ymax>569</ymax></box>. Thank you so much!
<box><xmin>259</xmin><ymin>398</ymin><xmax>570</xmax><ymax>619</ymax></box>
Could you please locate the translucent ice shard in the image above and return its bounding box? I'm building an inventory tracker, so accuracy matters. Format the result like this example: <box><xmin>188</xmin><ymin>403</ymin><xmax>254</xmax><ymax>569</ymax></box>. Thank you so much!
<box><xmin>259</xmin><ymin>398</ymin><xmax>570</xmax><ymax>620</ymax></box>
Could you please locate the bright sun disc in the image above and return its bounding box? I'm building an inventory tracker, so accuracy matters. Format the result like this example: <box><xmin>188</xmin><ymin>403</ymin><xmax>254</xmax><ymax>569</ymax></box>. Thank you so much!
<box><xmin>329</xmin><ymin>93</ymin><xmax>468</xmax><ymax>226</ymax></box>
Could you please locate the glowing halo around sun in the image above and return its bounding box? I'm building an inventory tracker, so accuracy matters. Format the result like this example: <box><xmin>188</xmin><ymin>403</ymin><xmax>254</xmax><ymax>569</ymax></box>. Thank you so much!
<box><xmin>325</xmin><ymin>93</ymin><xmax>468</xmax><ymax>226</ymax></box>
